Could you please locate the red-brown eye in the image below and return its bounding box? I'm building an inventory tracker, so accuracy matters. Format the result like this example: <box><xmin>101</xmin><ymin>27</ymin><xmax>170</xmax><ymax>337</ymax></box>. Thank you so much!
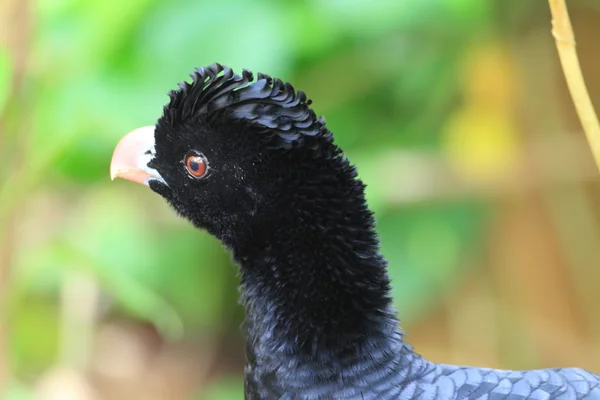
<box><xmin>184</xmin><ymin>154</ymin><xmax>208</xmax><ymax>178</ymax></box>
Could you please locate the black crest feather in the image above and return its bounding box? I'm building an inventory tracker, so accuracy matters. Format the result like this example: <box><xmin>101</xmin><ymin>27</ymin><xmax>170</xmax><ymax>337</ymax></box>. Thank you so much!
<box><xmin>163</xmin><ymin>63</ymin><xmax>331</xmax><ymax>148</ymax></box>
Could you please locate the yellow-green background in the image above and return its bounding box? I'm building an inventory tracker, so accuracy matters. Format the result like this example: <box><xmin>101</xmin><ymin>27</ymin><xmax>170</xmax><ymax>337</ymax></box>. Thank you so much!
<box><xmin>1</xmin><ymin>0</ymin><xmax>600</xmax><ymax>398</ymax></box>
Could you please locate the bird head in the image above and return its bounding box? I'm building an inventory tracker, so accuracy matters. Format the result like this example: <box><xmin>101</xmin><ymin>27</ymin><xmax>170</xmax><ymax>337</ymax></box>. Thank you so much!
<box><xmin>110</xmin><ymin>63</ymin><xmax>338</xmax><ymax>245</ymax></box>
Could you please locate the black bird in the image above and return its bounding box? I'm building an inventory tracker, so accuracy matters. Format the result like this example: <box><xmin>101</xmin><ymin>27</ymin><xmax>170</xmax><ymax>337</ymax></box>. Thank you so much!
<box><xmin>110</xmin><ymin>63</ymin><xmax>600</xmax><ymax>399</ymax></box>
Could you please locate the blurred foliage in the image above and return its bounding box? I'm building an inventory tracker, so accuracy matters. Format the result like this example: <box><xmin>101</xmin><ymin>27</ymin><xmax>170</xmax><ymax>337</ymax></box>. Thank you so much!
<box><xmin>0</xmin><ymin>50</ymin><xmax>11</xmax><ymax>114</ymax></box>
<box><xmin>3</xmin><ymin>0</ymin><xmax>599</xmax><ymax>398</ymax></box>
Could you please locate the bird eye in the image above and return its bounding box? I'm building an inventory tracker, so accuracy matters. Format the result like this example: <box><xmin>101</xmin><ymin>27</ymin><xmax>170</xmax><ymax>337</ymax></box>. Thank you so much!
<box><xmin>184</xmin><ymin>153</ymin><xmax>208</xmax><ymax>178</ymax></box>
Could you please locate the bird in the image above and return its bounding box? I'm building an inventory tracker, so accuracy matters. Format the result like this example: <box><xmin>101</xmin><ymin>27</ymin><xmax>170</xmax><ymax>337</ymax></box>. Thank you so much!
<box><xmin>110</xmin><ymin>63</ymin><xmax>600</xmax><ymax>399</ymax></box>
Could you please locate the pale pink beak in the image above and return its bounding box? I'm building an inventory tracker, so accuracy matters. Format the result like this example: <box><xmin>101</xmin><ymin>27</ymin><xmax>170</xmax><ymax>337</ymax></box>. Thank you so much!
<box><xmin>110</xmin><ymin>126</ymin><xmax>166</xmax><ymax>186</ymax></box>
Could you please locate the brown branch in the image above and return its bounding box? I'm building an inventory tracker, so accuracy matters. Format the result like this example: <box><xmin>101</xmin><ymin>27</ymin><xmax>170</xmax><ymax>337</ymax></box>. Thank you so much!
<box><xmin>548</xmin><ymin>0</ymin><xmax>600</xmax><ymax>172</ymax></box>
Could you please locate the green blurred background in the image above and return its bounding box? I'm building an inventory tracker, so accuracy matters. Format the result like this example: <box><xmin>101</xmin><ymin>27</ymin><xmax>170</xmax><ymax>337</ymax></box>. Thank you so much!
<box><xmin>1</xmin><ymin>0</ymin><xmax>600</xmax><ymax>398</ymax></box>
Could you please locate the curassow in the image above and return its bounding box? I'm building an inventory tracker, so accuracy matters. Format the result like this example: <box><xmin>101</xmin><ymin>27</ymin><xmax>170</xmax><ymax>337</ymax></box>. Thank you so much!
<box><xmin>110</xmin><ymin>63</ymin><xmax>600</xmax><ymax>399</ymax></box>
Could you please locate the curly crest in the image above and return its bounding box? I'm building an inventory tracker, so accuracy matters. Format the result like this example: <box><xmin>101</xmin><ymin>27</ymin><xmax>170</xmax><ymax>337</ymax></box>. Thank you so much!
<box><xmin>163</xmin><ymin>63</ymin><xmax>331</xmax><ymax>148</ymax></box>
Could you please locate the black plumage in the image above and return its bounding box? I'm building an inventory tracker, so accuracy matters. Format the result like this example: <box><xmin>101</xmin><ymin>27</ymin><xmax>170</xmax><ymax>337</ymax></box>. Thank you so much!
<box><xmin>112</xmin><ymin>63</ymin><xmax>600</xmax><ymax>399</ymax></box>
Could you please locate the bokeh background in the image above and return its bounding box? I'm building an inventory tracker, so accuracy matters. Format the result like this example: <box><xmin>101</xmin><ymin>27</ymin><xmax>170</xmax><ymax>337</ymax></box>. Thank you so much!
<box><xmin>1</xmin><ymin>0</ymin><xmax>600</xmax><ymax>398</ymax></box>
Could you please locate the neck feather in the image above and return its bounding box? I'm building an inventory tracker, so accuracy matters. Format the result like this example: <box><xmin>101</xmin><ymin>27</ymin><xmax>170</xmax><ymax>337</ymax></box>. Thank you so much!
<box><xmin>231</xmin><ymin>153</ymin><xmax>402</xmax><ymax>361</ymax></box>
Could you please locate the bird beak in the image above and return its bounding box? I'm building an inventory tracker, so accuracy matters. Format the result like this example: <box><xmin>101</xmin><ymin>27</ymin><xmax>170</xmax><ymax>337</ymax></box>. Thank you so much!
<box><xmin>110</xmin><ymin>126</ymin><xmax>167</xmax><ymax>186</ymax></box>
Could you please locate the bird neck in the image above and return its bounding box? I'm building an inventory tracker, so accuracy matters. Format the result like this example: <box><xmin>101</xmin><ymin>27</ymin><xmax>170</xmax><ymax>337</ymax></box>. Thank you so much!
<box><xmin>231</xmin><ymin>156</ymin><xmax>406</xmax><ymax>370</ymax></box>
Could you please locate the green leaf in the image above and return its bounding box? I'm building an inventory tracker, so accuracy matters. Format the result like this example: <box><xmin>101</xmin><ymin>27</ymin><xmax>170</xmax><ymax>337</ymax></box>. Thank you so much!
<box><xmin>10</xmin><ymin>299</ymin><xmax>60</xmax><ymax>377</ymax></box>
<box><xmin>199</xmin><ymin>376</ymin><xmax>244</xmax><ymax>400</ymax></box>
<box><xmin>136</xmin><ymin>0</ymin><xmax>293</xmax><ymax>79</ymax></box>
<box><xmin>378</xmin><ymin>201</ymin><xmax>488</xmax><ymax>321</ymax></box>
<box><xmin>0</xmin><ymin>48</ymin><xmax>11</xmax><ymax>114</ymax></box>
<box><xmin>11</xmin><ymin>184</ymin><xmax>232</xmax><ymax>336</ymax></box>
<box><xmin>2</xmin><ymin>381</ymin><xmax>35</xmax><ymax>400</ymax></box>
